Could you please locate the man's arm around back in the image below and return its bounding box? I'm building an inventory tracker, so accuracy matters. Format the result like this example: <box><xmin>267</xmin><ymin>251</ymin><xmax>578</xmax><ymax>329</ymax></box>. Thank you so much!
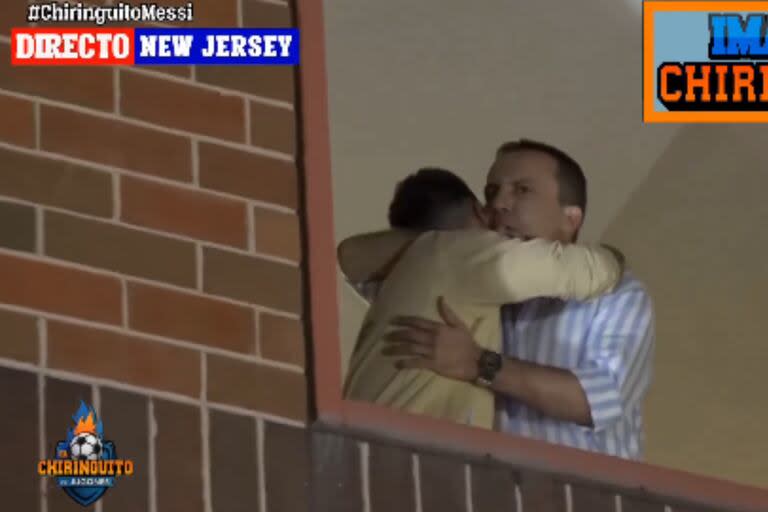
<box><xmin>337</xmin><ymin>230</ymin><xmax>418</xmax><ymax>283</ymax></box>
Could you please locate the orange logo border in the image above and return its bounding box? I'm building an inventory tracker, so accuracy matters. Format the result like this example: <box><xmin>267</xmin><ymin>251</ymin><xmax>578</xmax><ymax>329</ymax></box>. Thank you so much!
<box><xmin>643</xmin><ymin>1</ymin><xmax>768</xmax><ymax>123</ymax></box>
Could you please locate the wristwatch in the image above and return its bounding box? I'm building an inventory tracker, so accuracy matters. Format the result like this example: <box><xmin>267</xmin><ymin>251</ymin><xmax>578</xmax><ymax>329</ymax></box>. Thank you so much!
<box><xmin>476</xmin><ymin>350</ymin><xmax>503</xmax><ymax>387</ymax></box>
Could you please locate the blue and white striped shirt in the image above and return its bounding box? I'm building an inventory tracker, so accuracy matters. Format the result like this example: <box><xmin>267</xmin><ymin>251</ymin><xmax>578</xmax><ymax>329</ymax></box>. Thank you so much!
<box><xmin>497</xmin><ymin>272</ymin><xmax>655</xmax><ymax>460</ymax></box>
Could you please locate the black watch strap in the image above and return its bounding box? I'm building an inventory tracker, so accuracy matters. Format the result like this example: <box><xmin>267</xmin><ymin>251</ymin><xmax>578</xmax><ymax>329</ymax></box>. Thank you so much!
<box><xmin>476</xmin><ymin>350</ymin><xmax>503</xmax><ymax>387</ymax></box>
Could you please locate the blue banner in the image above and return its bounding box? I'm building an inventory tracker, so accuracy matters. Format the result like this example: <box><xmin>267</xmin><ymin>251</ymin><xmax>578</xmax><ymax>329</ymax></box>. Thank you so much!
<box><xmin>133</xmin><ymin>28</ymin><xmax>299</xmax><ymax>65</ymax></box>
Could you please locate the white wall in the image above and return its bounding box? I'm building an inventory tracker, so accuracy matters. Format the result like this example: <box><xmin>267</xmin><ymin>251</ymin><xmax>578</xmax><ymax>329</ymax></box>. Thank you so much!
<box><xmin>324</xmin><ymin>0</ymin><xmax>768</xmax><ymax>488</ymax></box>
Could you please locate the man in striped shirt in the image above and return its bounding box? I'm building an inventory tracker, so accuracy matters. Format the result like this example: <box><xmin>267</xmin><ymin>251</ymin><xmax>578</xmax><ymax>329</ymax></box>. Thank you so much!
<box><xmin>339</xmin><ymin>139</ymin><xmax>655</xmax><ymax>460</ymax></box>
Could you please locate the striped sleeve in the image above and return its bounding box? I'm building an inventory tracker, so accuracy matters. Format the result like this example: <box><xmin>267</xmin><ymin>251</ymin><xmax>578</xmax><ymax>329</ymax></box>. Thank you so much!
<box><xmin>572</xmin><ymin>282</ymin><xmax>655</xmax><ymax>431</ymax></box>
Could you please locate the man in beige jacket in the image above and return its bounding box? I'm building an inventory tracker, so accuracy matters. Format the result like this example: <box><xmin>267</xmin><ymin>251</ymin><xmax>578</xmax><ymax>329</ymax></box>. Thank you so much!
<box><xmin>343</xmin><ymin>168</ymin><xmax>623</xmax><ymax>429</ymax></box>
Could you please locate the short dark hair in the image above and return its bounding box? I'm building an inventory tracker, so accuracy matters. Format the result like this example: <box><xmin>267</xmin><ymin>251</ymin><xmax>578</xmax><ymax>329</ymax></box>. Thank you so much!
<box><xmin>388</xmin><ymin>167</ymin><xmax>477</xmax><ymax>230</ymax></box>
<box><xmin>496</xmin><ymin>139</ymin><xmax>587</xmax><ymax>215</ymax></box>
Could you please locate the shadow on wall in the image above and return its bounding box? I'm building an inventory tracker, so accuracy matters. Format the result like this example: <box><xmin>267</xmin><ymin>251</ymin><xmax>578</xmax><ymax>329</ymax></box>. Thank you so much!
<box><xmin>602</xmin><ymin>124</ymin><xmax>768</xmax><ymax>489</ymax></box>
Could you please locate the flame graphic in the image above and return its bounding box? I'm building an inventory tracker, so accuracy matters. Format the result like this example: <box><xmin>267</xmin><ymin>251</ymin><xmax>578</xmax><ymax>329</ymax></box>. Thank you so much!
<box><xmin>66</xmin><ymin>400</ymin><xmax>104</xmax><ymax>442</ymax></box>
<box><xmin>74</xmin><ymin>411</ymin><xmax>97</xmax><ymax>436</ymax></box>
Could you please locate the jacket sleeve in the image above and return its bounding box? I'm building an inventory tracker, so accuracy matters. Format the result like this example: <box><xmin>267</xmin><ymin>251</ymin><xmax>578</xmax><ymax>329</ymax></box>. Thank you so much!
<box><xmin>456</xmin><ymin>235</ymin><xmax>622</xmax><ymax>305</ymax></box>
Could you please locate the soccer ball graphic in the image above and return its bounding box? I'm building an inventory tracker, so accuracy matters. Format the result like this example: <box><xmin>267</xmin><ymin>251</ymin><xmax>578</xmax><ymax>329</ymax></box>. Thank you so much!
<box><xmin>69</xmin><ymin>432</ymin><xmax>103</xmax><ymax>461</ymax></box>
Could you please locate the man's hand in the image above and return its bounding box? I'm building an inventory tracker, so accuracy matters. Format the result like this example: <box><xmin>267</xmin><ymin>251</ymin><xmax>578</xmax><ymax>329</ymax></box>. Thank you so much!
<box><xmin>382</xmin><ymin>297</ymin><xmax>483</xmax><ymax>381</ymax></box>
<box><xmin>382</xmin><ymin>297</ymin><xmax>597</xmax><ymax>427</ymax></box>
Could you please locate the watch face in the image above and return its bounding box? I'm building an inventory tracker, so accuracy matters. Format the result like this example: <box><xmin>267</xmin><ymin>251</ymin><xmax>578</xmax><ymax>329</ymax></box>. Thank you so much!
<box><xmin>482</xmin><ymin>351</ymin><xmax>502</xmax><ymax>369</ymax></box>
<box><xmin>478</xmin><ymin>351</ymin><xmax>502</xmax><ymax>382</ymax></box>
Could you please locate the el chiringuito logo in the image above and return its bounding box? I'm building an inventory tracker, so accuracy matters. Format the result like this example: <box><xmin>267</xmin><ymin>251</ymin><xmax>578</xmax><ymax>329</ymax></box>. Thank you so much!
<box><xmin>38</xmin><ymin>400</ymin><xmax>134</xmax><ymax>507</ymax></box>
<box><xmin>644</xmin><ymin>0</ymin><xmax>768</xmax><ymax>122</ymax></box>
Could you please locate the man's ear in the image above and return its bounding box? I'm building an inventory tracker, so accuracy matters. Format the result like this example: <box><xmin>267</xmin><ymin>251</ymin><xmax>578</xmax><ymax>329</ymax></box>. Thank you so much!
<box><xmin>562</xmin><ymin>206</ymin><xmax>584</xmax><ymax>239</ymax></box>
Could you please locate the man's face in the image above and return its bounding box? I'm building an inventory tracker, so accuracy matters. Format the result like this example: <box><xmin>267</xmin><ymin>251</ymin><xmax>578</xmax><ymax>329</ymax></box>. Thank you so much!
<box><xmin>484</xmin><ymin>150</ymin><xmax>580</xmax><ymax>243</ymax></box>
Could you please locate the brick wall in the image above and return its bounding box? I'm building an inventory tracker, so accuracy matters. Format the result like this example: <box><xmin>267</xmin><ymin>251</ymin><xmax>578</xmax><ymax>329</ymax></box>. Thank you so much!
<box><xmin>0</xmin><ymin>1</ymin><xmax>310</xmax><ymax>511</ymax></box>
<box><xmin>311</xmin><ymin>428</ymin><xmax>734</xmax><ymax>512</ymax></box>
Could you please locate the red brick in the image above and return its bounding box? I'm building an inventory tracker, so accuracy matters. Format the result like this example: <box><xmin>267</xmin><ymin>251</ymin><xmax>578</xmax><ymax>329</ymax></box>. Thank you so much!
<box><xmin>47</xmin><ymin>321</ymin><xmax>201</xmax><ymax>396</ymax></box>
<box><xmin>188</xmin><ymin>0</ymin><xmax>237</xmax><ymax>26</ymax></box>
<box><xmin>120</xmin><ymin>71</ymin><xmax>245</xmax><ymax>142</ymax></box>
<box><xmin>128</xmin><ymin>282</ymin><xmax>255</xmax><ymax>353</ymax></box>
<box><xmin>622</xmin><ymin>495</ymin><xmax>667</xmax><ymax>512</ymax></box>
<box><xmin>0</xmin><ymin>368</ymin><xmax>38</xmax><ymax>510</ymax></box>
<box><xmin>207</xmin><ymin>354</ymin><xmax>306</xmax><ymax>421</ymax></box>
<box><xmin>141</xmin><ymin>65</ymin><xmax>192</xmax><ymax>78</ymax></box>
<box><xmin>0</xmin><ymin>146</ymin><xmax>113</xmax><ymax>217</ymax></box>
<box><xmin>154</xmin><ymin>399</ymin><xmax>204</xmax><ymax>512</ymax></box>
<box><xmin>40</xmin><ymin>105</ymin><xmax>193</xmax><ymax>182</ymax></box>
<box><xmin>570</xmin><ymin>483</ymin><xmax>616</xmax><ymax>512</ymax></box>
<box><xmin>0</xmin><ymin>252</ymin><xmax>122</xmax><ymax>324</ymax></box>
<box><xmin>368</xmin><ymin>443</ymin><xmax>415</xmax><ymax>512</ymax></box>
<box><xmin>0</xmin><ymin>94</ymin><xmax>34</xmax><ymax>147</ymax></box>
<box><xmin>253</xmin><ymin>208</ymin><xmax>301</xmax><ymax>261</ymax></box>
<box><xmin>242</xmin><ymin>0</ymin><xmax>293</xmax><ymax>27</ymax></box>
<box><xmin>250</xmin><ymin>101</ymin><xmax>296</xmax><ymax>154</ymax></box>
<box><xmin>310</xmin><ymin>430</ymin><xmax>363</xmax><ymax>512</ymax></box>
<box><xmin>198</xmin><ymin>142</ymin><xmax>298</xmax><ymax>208</ymax></box>
<box><xmin>121</xmin><ymin>176</ymin><xmax>248</xmax><ymax>248</ymax></box>
<box><xmin>471</xmin><ymin>463</ymin><xmax>519</xmax><ymax>512</ymax></box>
<box><xmin>0</xmin><ymin>43</ymin><xmax>113</xmax><ymax>111</ymax></box>
<box><xmin>0</xmin><ymin>309</ymin><xmax>38</xmax><ymax>364</ymax></box>
<box><xmin>264</xmin><ymin>422</ymin><xmax>310</xmax><ymax>512</ymax></box>
<box><xmin>259</xmin><ymin>313</ymin><xmax>304</xmax><ymax>367</ymax></box>
<box><xmin>196</xmin><ymin>66</ymin><xmax>294</xmax><ymax>103</ymax></box>
<box><xmin>45</xmin><ymin>211</ymin><xmax>196</xmax><ymax>288</ymax></box>
<box><xmin>0</xmin><ymin>0</ymin><xmax>32</xmax><ymax>36</ymax></box>
<box><xmin>418</xmin><ymin>453</ymin><xmax>466</xmax><ymax>512</ymax></box>
<box><xmin>518</xmin><ymin>470</ymin><xmax>566</xmax><ymax>512</ymax></box>
<box><xmin>0</xmin><ymin>200</ymin><xmax>36</xmax><ymax>253</ymax></box>
<box><xmin>209</xmin><ymin>411</ymin><xmax>260</xmax><ymax>512</ymax></box>
<box><xmin>98</xmin><ymin>389</ymin><xmax>149</xmax><ymax>512</ymax></box>
<box><xmin>669</xmin><ymin>503</ymin><xmax>720</xmax><ymax>512</ymax></box>
<box><xmin>203</xmin><ymin>247</ymin><xmax>301</xmax><ymax>313</ymax></box>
